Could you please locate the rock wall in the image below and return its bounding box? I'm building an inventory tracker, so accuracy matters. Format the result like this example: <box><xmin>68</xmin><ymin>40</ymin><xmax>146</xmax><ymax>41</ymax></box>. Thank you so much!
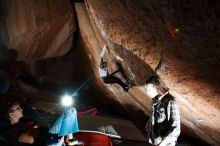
<box><xmin>75</xmin><ymin>0</ymin><xmax>220</xmax><ymax>145</ymax></box>
<box><xmin>0</xmin><ymin>0</ymin><xmax>75</xmax><ymax>60</ymax></box>
<box><xmin>0</xmin><ymin>0</ymin><xmax>220</xmax><ymax>145</ymax></box>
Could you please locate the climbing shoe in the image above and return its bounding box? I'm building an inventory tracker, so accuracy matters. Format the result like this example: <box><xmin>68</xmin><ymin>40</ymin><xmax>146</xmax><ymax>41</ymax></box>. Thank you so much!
<box><xmin>66</xmin><ymin>138</ymin><xmax>84</xmax><ymax>146</ymax></box>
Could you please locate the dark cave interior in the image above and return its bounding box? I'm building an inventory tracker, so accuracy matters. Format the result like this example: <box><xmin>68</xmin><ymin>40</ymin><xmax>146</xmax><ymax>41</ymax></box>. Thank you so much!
<box><xmin>0</xmin><ymin>0</ymin><xmax>220</xmax><ymax>146</ymax></box>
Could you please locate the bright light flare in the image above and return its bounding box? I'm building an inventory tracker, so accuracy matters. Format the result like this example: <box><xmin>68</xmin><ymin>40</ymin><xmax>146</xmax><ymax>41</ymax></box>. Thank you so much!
<box><xmin>61</xmin><ymin>94</ymin><xmax>73</xmax><ymax>107</ymax></box>
<box><xmin>174</xmin><ymin>28</ymin><xmax>180</xmax><ymax>32</ymax></box>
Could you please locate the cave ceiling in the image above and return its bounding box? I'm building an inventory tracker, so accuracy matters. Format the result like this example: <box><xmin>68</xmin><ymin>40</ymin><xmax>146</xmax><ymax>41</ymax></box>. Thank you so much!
<box><xmin>0</xmin><ymin>0</ymin><xmax>220</xmax><ymax>145</ymax></box>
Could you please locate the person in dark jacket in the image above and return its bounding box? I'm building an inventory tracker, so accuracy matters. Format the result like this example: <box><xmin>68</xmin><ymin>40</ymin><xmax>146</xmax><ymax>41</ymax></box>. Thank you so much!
<box><xmin>2</xmin><ymin>101</ymin><xmax>84</xmax><ymax>146</ymax></box>
<box><xmin>145</xmin><ymin>77</ymin><xmax>180</xmax><ymax>146</ymax></box>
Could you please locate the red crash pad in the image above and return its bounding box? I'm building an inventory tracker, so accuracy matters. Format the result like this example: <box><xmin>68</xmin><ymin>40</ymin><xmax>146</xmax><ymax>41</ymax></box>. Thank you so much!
<box><xmin>72</xmin><ymin>131</ymin><xmax>112</xmax><ymax>146</ymax></box>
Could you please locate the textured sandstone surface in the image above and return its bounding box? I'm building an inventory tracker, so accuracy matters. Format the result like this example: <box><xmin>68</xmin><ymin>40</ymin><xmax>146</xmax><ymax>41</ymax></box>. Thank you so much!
<box><xmin>75</xmin><ymin>0</ymin><xmax>220</xmax><ymax>145</ymax></box>
<box><xmin>0</xmin><ymin>0</ymin><xmax>220</xmax><ymax>145</ymax></box>
<box><xmin>0</xmin><ymin>0</ymin><xmax>75</xmax><ymax>60</ymax></box>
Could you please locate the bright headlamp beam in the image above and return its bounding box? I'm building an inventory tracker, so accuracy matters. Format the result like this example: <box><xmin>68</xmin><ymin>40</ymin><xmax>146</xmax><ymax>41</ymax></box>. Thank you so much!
<box><xmin>71</xmin><ymin>76</ymin><xmax>93</xmax><ymax>96</ymax></box>
<box><xmin>61</xmin><ymin>94</ymin><xmax>73</xmax><ymax>107</ymax></box>
<box><xmin>61</xmin><ymin>76</ymin><xmax>93</xmax><ymax>107</ymax></box>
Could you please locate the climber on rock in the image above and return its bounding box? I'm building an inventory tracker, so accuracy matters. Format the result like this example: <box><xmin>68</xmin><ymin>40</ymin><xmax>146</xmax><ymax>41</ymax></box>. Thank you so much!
<box><xmin>99</xmin><ymin>45</ymin><xmax>131</xmax><ymax>92</ymax></box>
